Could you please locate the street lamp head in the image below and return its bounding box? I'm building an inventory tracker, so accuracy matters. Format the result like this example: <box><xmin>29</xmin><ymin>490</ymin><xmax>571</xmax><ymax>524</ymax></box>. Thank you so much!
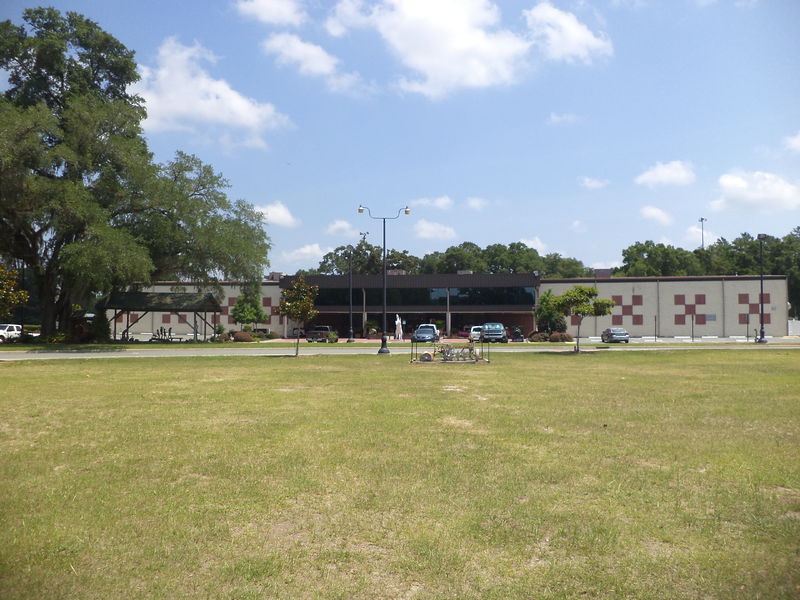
<box><xmin>403</xmin><ymin>206</ymin><xmax>411</xmax><ymax>215</ymax></box>
<box><xmin>358</xmin><ymin>205</ymin><xmax>365</xmax><ymax>214</ymax></box>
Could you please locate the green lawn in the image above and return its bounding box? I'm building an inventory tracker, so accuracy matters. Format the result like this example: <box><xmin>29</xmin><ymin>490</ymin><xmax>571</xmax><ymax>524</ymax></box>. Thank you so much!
<box><xmin>1</xmin><ymin>351</ymin><xmax>798</xmax><ymax>599</ymax></box>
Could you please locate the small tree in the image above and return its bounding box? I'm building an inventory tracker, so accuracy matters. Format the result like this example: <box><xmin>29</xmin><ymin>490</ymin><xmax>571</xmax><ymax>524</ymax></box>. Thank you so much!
<box><xmin>231</xmin><ymin>295</ymin><xmax>267</xmax><ymax>330</ymax></box>
<box><xmin>278</xmin><ymin>276</ymin><xmax>319</xmax><ymax>356</ymax></box>
<box><xmin>0</xmin><ymin>265</ymin><xmax>29</xmax><ymax>322</ymax></box>
<box><xmin>555</xmin><ymin>285</ymin><xmax>614</xmax><ymax>353</ymax></box>
<box><xmin>534</xmin><ymin>289</ymin><xmax>566</xmax><ymax>334</ymax></box>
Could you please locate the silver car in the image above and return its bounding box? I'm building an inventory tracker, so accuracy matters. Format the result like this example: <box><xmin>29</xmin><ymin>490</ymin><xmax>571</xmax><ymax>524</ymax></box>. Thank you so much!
<box><xmin>468</xmin><ymin>325</ymin><xmax>482</xmax><ymax>341</ymax></box>
<box><xmin>601</xmin><ymin>327</ymin><xmax>630</xmax><ymax>343</ymax></box>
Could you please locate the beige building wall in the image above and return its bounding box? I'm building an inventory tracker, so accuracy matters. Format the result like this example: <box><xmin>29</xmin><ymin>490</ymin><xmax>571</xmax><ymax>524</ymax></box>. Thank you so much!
<box><xmin>541</xmin><ymin>276</ymin><xmax>788</xmax><ymax>339</ymax></box>
<box><xmin>108</xmin><ymin>280</ymin><xmax>285</xmax><ymax>340</ymax></box>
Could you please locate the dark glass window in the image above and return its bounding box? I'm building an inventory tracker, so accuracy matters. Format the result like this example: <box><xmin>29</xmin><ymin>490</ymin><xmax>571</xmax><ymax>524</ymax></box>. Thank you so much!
<box><xmin>449</xmin><ymin>287</ymin><xmax>535</xmax><ymax>305</ymax></box>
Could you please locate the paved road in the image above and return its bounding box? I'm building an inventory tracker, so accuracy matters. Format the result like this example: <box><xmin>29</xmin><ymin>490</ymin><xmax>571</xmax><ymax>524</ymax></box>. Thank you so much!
<box><xmin>1</xmin><ymin>338</ymin><xmax>798</xmax><ymax>361</ymax></box>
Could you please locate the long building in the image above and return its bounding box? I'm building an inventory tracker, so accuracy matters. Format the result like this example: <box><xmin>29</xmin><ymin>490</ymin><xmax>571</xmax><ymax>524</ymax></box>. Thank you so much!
<box><xmin>116</xmin><ymin>272</ymin><xmax>789</xmax><ymax>340</ymax></box>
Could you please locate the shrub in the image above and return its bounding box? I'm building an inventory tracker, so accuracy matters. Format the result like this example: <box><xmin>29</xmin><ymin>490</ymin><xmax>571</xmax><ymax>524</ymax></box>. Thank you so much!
<box><xmin>233</xmin><ymin>331</ymin><xmax>254</xmax><ymax>343</ymax></box>
<box><xmin>529</xmin><ymin>332</ymin><xmax>550</xmax><ymax>342</ymax></box>
<box><xmin>327</xmin><ymin>331</ymin><xmax>339</xmax><ymax>343</ymax></box>
<box><xmin>265</xmin><ymin>331</ymin><xmax>280</xmax><ymax>339</ymax></box>
<box><xmin>549</xmin><ymin>332</ymin><xmax>573</xmax><ymax>342</ymax></box>
<box><xmin>46</xmin><ymin>333</ymin><xmax>67</xmax><ymax>344</ymax></box>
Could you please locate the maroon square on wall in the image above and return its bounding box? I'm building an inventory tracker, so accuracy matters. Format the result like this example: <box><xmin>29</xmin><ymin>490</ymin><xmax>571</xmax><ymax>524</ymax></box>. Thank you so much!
<box><xmin>571</xmin><ymin>315</ymin><xmax>581</xmax><ymax>326</ymax></box>
<box><xmin>632</xmin><ymin>295</ymin><xmax>643</xmax><ymax>306</ymax></box>
<box><xmin>612</xmin><ymin>315</ymin><xmax>623</xmax><ymax>326</ymax></box>
<box><xmin>612</xmin><ymin>295</ymin><xmax>623</xmax><ymax>305</ymax></box>
<box><xmin>685</xmin><ymin>304</ymin><xmax>696</xmax><ymax>315</ymax></box>
<box><xmin>764</xmin><ymin>314</ymin><xmax>771</xmax><ymax>324</ymax></box>
<box><xmin>622</xmin><ymin>305</ymin><xmax>633</xmax><ymax>315</ymax></box>
<box><xmin>739</xmin><ymin>314</ymin><xmax>749</xmax><ymax>325</ymax></box>
<box><xmin>178</xmin><ymin>315</ymin><xmax>187</xmax><ymax>324</ymax></box>
<box><xmin>674</xmin><ymin>294</ymin><xmax>685</xmax><ymax>305</ymax></box>
<box><xmin>695</xmin><ymin>314</ymin><xmax>707</xmax><ymax>325</ymax></box>
<box><xmin>760</xmin><ymin>293</ymin><xmax>771</xmax><ymax>304</ymax></box>
<box><xmin>749</xmin><ymin>303</ymin><xmax>759</xmax><ymax>314</ymax></box>
<box><xmin>738</xmin><ymin>293</ymin><xmax>749</xmax><ymax>304</ymax></box>
<box><xmin>162</xmin><ymin>314</ymin><xmax>171</xmax><ymax>324</ymax></box>
<box><xmin>632</xmin><ymin>314</ymin><xmax>644</xmax><ymax>326</ymax></box>
<box><xmin>262</xmin><ymin>297</ymin><xmax>272</xmax><ymax>306</ymax></box>
<box><xmin>695</xmin><ymin>294</ymin><xmax>706</xmax><ymax>305</ymax></box>
<box><xmin>228</xmin><ymin>296</ymin><xmax>237</xmax><ymax>306</ymax></box>
<box><xmin>675</xmin><ymin>314</ymin><xmax>686</xmax><ymax>325</ymax></box>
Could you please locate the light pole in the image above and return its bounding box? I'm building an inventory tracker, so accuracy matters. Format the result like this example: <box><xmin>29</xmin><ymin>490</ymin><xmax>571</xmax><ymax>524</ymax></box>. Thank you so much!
<box><xmin>757</xmin><ymin>233</ymin><xmax>767</xmax><ymax>343</ymax></box>
<box><xmin>699</xmin><ymin>217</ymin><xmax>707</xmax><ymax>250</ymax></box>
<box><xmin>358</xmin><ymin>205</ymin><xmax>410</xmax><ymax>354</ymax></box>
<box><xmin>347</xmin><ymin>244</ymin><xmax>355</xmax><ymax>343</ymax></box>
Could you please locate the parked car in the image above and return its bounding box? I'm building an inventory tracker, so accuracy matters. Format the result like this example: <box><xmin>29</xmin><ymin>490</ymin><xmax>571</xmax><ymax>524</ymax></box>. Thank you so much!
<box><xmin>0</xmin><ymin>324</ymin><xmax>22</xmax><ymax>343</ymax></box>
<box><xmin>480</xmin><ymin>322</ymin><xmax>508</xmax><ymax>343</ymax></box>
<box><xmin>411</xmin><ymin>324</ymin><xmax>439</xmax><ymax>343</ymax></box>
<box><xmin>469</xmin><ymin>325</ymin><xmax>483</xmax><ymax>342</ymax></box>
<box><xmin>601</xmin><ymin>327</ymin><xmax>630</xmax><ymax>343</ymax></box>
<box><xmin>306</xmin><ymin>325</ymin><xmax>338</xmax><ymax>342</ymax></box>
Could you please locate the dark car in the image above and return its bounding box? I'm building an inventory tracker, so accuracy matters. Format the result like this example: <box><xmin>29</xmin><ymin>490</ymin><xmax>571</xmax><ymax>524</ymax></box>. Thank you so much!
<box><xmin>480</xmin><ymin>322</ymin><xmax>508</xmax><ymax>343</ymax></box>
<box><xmin>601</xmin><ymin>327</ymin><xmax>630</xmax><ymax>343</ymax></box>
<box><xmin>411</xmin><ymin>325</ymin><xmax>439</xmax><ymax>343</ymax></box>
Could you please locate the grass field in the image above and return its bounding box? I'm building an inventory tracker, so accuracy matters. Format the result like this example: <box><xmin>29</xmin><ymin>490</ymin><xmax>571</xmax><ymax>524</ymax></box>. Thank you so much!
<box><xmin>1</xmin><ymin>350</ymin><xmax>798</xmax><ymax>599</ymax></box>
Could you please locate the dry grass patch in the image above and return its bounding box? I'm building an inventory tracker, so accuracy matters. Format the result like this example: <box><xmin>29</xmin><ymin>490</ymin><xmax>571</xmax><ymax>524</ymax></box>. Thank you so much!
<box><xmin>0</xmin><ymin>351</ymin><xmax>798</xmax><ymax>599</ymax></box>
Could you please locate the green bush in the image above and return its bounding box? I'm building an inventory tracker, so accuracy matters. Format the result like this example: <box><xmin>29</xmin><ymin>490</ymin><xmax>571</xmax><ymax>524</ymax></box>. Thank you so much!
<box><xmin>327</xmin><ymin>331</ymin><xmax>339</xmax><ymax>343</ymax></box>
<box><xmin>233</xmin><ymin>331</ymin><xmax>253</xmax><ymax>343</ymax></box>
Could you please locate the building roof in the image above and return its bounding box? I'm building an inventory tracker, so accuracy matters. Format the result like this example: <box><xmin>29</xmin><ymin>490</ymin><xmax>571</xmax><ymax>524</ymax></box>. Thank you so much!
<box><xmin>280</xmin><ymin>272</ymin><xmax>540</xmax><ymax>289</ymax></box>
<box><xmin>106</xmin><ymin>292</ymin><xmax>221</xmax><ymax>312</ymax></box>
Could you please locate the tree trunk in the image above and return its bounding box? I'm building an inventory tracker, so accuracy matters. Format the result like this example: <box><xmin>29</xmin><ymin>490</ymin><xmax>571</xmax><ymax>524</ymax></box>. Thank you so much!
<box><xmin>295</xmin><ymin>332</ymin><xmax>300</xmax><ymax>357</ymax></box>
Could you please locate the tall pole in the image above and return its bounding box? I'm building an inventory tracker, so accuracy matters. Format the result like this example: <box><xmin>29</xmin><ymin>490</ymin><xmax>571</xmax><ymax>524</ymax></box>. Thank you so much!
<box><xmin>347</xmin><ymin>245</ymin><xmax>354</xmax><ymax>343</ymax></box>
<box><xmin>358</xmin><ymin>205</ymin><xmax>410</xmax><ymax>355</ymax></box>
<box><xmin>757</xmin><ymin>233</ymin><xmax>767</xmax><ymax>343</ymax></box>
<box><xmin>699</xmin><ymin>217</ymin><xmax>707</xmax><ymax>250</ymax></box>
<box><xmin>381</xmin><ymin>216</ymin><xmax>388</xmax><ymax>353</ymax></box>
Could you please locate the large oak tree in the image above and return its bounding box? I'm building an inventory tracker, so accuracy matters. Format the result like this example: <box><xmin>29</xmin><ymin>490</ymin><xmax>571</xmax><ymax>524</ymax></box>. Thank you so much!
<box><xmin>0</xmin><ymin>8</ymin><xmax>270</xmax><ymax>337</ymax></box>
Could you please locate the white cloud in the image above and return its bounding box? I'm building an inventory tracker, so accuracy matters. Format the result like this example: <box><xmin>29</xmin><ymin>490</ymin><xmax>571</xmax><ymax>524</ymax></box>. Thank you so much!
<box><xmin>280</xmin><ymin>243</ymin><xmax>332</xmax><ymax>264</ymax></box>
<box><xmin>580</xmin><ymin>176</ymin><xmax>609</xmax><ymax>189</ymax></box>
<box><xmin>410</xmin><ymin>195</ymin><xmax>454</xmax><ymax>210</ymax></box>
<box><xmin>326</xmin><ymin>0</ymin><xmax>531</xmax><ymax>99</ymax></box>
<box><xmin>466</xmin><ymin>196</ymin><xmax>488</xmax><ymax>210</ymax></box>
<box><xmin>415</xmin><ymin>219</ymin><xmax>457</xmax><ymax>240</ymax></box>
<box><xmin>134</xmin><ymin>38</ymin><xmax>290</xmax><ymax>148</ymax></box>
<box><xmin>640</xmin><ymin>205</ymin><xmax>673</xmax><ymax>225</ymax></box>
<box><xmin>685</xmin><ymin>224</ymin><xmax>719</xmax><ymax>247</ymax></box>
<box><xmin>590</xmin><ymin>260</ymin><xmax>622</xmax><ymax>269</ymax></box>
<box><xmin>326</xmin><ymin>219</ymin><xmax>359</xmax><ymax>236</ymax></box>
<box><xmin>256</xmin><ymin>201</ymin><xmax>301</xmax><ymax>227</ymax></box>
<box><xmin>235</xmin><ymin>0</ymin><xmax>307</xmax><ymax>26</ymax></box>
<box><xmin>569</xmin><ymin>220</ymin><xmax>586</xmax><ymax>233</ymax></box>
<box><xmin>261</xmin><ymin>33</ymin><xmax>368</xmax><ymax>94</ymax></box>
<box><xmin>547</xmin><ymin>111</ymin><xmax>578</xmax><ymax>125</ymax></box>
<box><xmin>521</xmin><ymin>236</ymin><xmax>547</xmax><ymax>253</ymax></box>
<box><xmin>711</xmin><ymin>170</ymin><xmax>800</xmax><ymax>212</ymax></box>
<box><xmin>784</xmin><ymin>131</ymin><xmax>800</xmax><ymax>153</ymax></box>
<box><xmin>635</xmin><ymin>160</ymin><xmax>696</xmax><ymax>188</ymax></box>
<box><xmin>524</xmin><ymin>2</ymin><xmax>613</xmax><ymax>64</ymax></box>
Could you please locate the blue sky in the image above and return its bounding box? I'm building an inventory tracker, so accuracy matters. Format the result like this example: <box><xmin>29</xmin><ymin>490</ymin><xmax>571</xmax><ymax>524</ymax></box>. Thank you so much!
<box><xmin>3</xmin><ymin>0</ymin><xmax>799</xmax><ymax>273</ymax></box>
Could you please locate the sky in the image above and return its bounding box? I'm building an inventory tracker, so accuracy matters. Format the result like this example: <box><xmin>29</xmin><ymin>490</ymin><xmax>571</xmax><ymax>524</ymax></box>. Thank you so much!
<box><xmin>3</xmin><ymin>0</ymin><xmax>799</xmax><ymax>274</ymax></box>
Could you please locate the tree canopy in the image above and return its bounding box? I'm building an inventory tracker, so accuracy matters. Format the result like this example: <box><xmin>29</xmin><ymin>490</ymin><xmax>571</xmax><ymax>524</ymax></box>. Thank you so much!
<box><xmin>555</xmin><ymin>285</ymin><xmax>614</xmax><ymax>352</ymax></box>
<box><xmin>616</xmin><ymin>229</ymin><xmax>800</xmax><ymax>317</ymax></box>
<box><xmin>0</xmin><ymin>8</ymin><xmax>271</xmax><ymax>338</ymax></box>
<box><xmin>279</xmin><ymin>276</ymin><xmax>319</xmax><ymax>356</ymax></box>
<box><xmin>0</xmin><ymin>265</ymin><xmax>29</xmax><ymax>321</ymax></box>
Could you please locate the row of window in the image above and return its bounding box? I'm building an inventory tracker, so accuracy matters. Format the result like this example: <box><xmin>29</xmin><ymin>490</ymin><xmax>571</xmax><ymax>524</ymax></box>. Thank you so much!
<box><xmin>315</xmin><ymin>287</ymin><xmax>536</xmax><ymax>307</ymax></box>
